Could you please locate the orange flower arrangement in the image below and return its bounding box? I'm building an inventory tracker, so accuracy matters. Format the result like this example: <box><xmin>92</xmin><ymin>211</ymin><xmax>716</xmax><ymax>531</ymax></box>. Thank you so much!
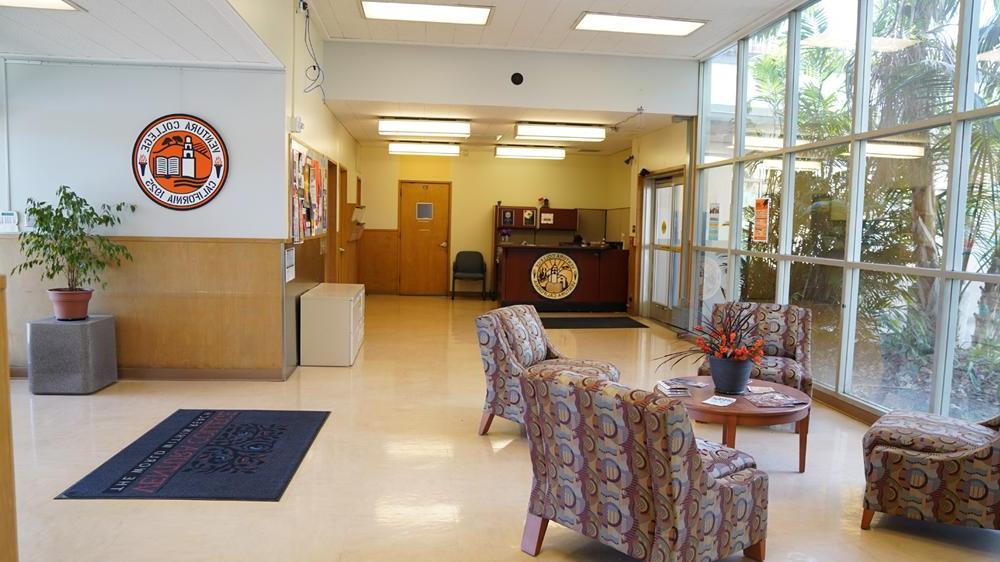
<box><xmin>659</xmin><ymin>303</ymin><xmax>765</xmax><ymax>367</ymax></box>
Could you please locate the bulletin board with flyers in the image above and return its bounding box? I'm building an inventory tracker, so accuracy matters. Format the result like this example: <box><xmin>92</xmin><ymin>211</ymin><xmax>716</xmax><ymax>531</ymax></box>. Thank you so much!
<box><xmin>289</xmin><ymin>139</ymin><xmax>329</xmax><ymax>243</ymax></box>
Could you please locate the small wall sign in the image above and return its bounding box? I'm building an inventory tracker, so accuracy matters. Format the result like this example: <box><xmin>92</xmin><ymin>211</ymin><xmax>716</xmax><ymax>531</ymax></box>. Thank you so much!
<box><xmin>531</xmin><ymin>252</ymin><xmax>579</xmax><ymax>300</ymax></box>
<box><xmin>752</xmin><ymin>198</ymin><xmax>769</xmax><ymax>242</ymax></box>
<box><xmin>132</xmin><ymin>114</ymin><xmax>229</xmax><ymax>211</ymax></box>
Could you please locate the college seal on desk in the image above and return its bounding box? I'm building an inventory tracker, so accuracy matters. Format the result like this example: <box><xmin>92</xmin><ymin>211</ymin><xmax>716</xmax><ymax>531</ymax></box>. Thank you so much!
<box><xmin>132</xmin><ymin>114</ymin><xmax>229</xmax><ymax>210</ymax></box>
<box><xmin>531</xmin><ymin>252</ymin><xmax>579</xmax><ymax>300</ymax></box>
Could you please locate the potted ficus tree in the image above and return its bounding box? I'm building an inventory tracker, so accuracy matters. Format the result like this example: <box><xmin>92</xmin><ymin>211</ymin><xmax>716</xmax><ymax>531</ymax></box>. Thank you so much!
<box><xmin>12</xmin><ymin>185</ymin><xmax>135</xmax><ymax>321</ymax></box>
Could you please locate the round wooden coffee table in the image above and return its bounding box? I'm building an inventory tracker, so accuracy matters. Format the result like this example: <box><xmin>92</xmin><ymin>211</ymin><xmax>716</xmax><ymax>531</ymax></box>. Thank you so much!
<box><xmin>656</xmin><ymin>376</ymin><xmax>812</xmax><ymax>473</ymax></box>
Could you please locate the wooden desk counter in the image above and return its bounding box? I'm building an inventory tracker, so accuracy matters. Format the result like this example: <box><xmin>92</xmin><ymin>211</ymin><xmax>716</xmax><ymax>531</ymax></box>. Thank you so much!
<box><xmin>497</xmin><ymin>244</ymin><xmax>628</xmax><ymax>311</ymax></box>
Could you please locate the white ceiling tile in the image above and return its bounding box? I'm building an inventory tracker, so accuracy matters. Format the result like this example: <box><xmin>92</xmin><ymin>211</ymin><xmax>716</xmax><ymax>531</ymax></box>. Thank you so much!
<box><xmin>425</xmin><ymin>22</ymin><xmax>455</xmax><ymax>45</ymax></box>
<box><xmin>478</xmin><ymin>0</ymin><xmax>526</xmax><ymax>46</ymax></box>
<box><xmin>505</xmin><ymin>0</ymin><xmax>561</xmax><ymax>48</ymax></box>
<box><xmin>121</xmin><ymin>0</ymin><xmax>234</xmax><ymax>62</ymax></box>
<box><xmin>87</xmin><ymin>0</ymin><xmax>195</xmax><ymax>60</ymax></box>
<box><xmin>329</xmin><ymin>0</ymin><xmax>371</xmax><ymax>40</ymax></box>
<box><xmin>0</xmin><ymin>9</ymin><xmax>117</xmax><ymax>59</ymax></box>
<box><xmin>394</xmin><ymin>22</ymin><xmax>427</xmax><ymax>43</ymax></box>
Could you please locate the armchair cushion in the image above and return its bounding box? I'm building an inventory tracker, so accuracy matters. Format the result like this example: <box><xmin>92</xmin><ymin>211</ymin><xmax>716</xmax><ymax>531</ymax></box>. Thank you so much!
<box><xmin>863</xmin><ymin>411</ymin><xmax>1000</xmax><ymax>530</ymax></box>
<box><xmin>525</xmin><ymin>358</ymin><xmax>621</xmax><ymax>382</ymax></box>
<box><xmin>494</xmin><ymin>305</ymin><xmax>551</xmax><ymax>367</ymax></box>
<box><xmin>697</xmin><ymin>438</ymin><xmax>757</xmax><ymax>479</ymax></box>
<box><xmin>864</xmin><ymin>411</ymin><xmax>996</xmax><ymax>455</ymax></box>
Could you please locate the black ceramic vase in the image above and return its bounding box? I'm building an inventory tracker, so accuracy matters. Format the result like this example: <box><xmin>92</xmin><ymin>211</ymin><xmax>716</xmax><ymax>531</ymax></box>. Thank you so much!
<box><xmin>708</xmin><ymin>356</ymin><xmax>753</xmax><ymax>395</ymax></box>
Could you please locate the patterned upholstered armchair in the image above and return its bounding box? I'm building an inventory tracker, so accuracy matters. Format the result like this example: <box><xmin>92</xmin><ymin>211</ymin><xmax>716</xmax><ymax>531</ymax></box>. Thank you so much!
<box><xmin>519</xmin><ymin>370</ymin><xmax>769</xmax><ymax>561</ymax></box>
<box><xmin>862</xmin><ymin>411</ymin><xmax>1000</xmax><ymax>530</ymax></box>
<box><xmin>698</xmin><ymin>302</ymin><xmax>813</xmax><ymax>395</ymax></box>
<box><xmin>475</xmin><ymin>305</ymin><xmax>620</xmax><ymax>435</ymax></box>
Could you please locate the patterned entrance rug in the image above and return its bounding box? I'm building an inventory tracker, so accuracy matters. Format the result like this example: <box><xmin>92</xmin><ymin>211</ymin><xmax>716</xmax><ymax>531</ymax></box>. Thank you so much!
<box><xmin>58</xmin><ymin>409</ymin><xmax>329</xmax><ymax>501</ymax></box>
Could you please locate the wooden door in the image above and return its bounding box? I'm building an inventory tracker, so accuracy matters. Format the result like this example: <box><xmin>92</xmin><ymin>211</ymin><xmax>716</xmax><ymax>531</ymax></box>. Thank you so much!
<box><xmin>399</xmin><ymin>181</ymin><xmax>451</xmax><ymax>295</ymax></box>
<box><xmin>0</xmin><ymin>277</ymin><xmax>17</xmax><ymax>561</ymax></box>
<box><xmin>337</xmin><ymin>167</ymin><xmax>359</xmax><ymax>283</ymax></box>
<box><xmin>325</xmin><ymin>162</ymin><xmax>338</xmax><ymax>282</ymax></box>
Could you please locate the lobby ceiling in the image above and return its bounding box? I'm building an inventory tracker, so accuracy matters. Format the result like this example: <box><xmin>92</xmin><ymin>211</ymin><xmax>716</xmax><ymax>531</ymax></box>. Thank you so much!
<box><xmin>328</xmin><ymin>99</ymin><xmax>681</xmax><ymax>155</ymax></box>
<box><xmin>0</xmin><ymin>0</ymin><xmax>279</xmax><ymax>67</ymax></box>
<box><xmin>311</xmin><ymin>0</ymin><xmax>803</xmax><ymax>59</ymax></box>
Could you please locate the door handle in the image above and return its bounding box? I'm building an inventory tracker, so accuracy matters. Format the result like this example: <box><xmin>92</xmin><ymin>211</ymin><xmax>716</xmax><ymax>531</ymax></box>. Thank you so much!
<box><xmin>339</xmin><ymin>247</ymin><xmax>346</xmax><ymax>253</ymax></box>
<box><xmin>440</xmin><ymin>241</ymin><xmax>448</xmax><ymax>248</ymax></box>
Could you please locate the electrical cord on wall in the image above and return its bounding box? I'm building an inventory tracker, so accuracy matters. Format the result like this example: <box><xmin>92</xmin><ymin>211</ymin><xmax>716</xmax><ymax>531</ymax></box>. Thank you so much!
<box><xmin>301</xmin><ymin>1</ymin><xmax>326</xmax><ymax>97</ymax></box>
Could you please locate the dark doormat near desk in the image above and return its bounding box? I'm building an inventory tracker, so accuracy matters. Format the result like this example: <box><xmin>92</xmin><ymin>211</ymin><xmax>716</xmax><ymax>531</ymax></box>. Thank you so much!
<box><xmin>58</xmin><ymin>409</ymin><xmax>329</xmax><ymax>501</ymax></box>
<box><xmin>541</xmin><ymin>316</ymin><xmax>648</xmax><ymax>330</ymax></box>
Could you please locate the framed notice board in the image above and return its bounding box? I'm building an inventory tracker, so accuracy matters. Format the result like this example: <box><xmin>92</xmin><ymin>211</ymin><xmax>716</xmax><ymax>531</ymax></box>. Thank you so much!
<box><xmin>289</xmin><ymin>138</ymin><xmax>329</xmax><ymax>243</ymax></box>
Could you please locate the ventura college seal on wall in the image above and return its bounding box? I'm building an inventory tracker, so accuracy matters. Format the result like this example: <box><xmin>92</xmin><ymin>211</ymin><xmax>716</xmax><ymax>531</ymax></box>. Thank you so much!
<box><xmin>531</xmin><ymin>252</ymin><xmax>579</xmax><ymax>300</ymax></box>
<box><xmin>132</xmin><ymin>114</ymin><xmax>229</xmax><ymax>210</ymax></box>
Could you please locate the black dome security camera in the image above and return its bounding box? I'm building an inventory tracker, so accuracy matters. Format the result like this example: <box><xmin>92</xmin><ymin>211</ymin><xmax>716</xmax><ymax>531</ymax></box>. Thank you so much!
<box><xmin>511</xmin><ymin>72</ymin><xmax>524</xmax><ymax>85</ymax></box>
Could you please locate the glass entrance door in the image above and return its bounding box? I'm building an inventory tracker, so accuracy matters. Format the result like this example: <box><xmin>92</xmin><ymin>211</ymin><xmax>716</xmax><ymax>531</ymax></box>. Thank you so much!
<box><xmin>648</xmin><ymin>175</ymin><xmax>690</xmax><ymax>329</ymax></box>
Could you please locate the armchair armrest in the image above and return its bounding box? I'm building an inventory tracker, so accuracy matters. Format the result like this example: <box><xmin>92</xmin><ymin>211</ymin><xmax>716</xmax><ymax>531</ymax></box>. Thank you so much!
<box><xmin>981</xmin><ymin>415</ymin><xmax>1000</xmax><ymax>431</ymax></box>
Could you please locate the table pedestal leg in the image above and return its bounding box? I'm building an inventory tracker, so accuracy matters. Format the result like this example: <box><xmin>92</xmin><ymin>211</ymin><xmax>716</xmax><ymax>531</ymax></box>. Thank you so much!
<box><xmin>722</xmin><ymin>417</ymin><xmax>737</xmax><ymax>448</ymax></box>
<box><xmin>797</xmin><ymin>412</ymin><xmax>810</xmax><ymax>473</ymax></box>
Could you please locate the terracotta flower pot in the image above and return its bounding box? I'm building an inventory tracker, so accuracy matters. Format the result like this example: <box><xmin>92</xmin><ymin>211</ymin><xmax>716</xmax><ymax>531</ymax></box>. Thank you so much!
<box><xmin>47</xmin><ymin>289</ymin><xmax>94</xmax><ymax>321</ymax></box>
<box><xmin>708</xmin><ymin>356</ymin><xmax>753</xmax><ymax>395</ymax></box>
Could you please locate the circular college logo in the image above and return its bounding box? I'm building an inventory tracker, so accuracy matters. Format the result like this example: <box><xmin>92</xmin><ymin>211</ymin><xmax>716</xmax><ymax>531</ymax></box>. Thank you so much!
<box><xmin>531</xmin><ymin>252</ymin><xmax>579</xmax><ymax>300</ymax></box>
<box><xmin>132</xmin><ymin>114</ymin><xmax>229</xmax><ymax>210</ymax></box>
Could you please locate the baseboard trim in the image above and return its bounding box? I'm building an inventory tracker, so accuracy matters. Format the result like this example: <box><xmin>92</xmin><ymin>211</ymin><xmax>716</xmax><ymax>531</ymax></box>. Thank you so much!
<box><xmin>10</xmin><ymin>366</ymin><xmax>287</xmax><ymax>382</ymax></box>
<box><xmin>813</xmin><ymin>387</ymin><xmax>880</xmax><ymax>425</ymax></box>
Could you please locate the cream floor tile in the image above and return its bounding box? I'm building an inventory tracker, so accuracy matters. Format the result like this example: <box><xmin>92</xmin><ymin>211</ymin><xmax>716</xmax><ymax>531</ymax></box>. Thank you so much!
<box><xmin>9</xmin><ymin>296</ymin><xmax>1000</xmax><ymax>561</ymax></box>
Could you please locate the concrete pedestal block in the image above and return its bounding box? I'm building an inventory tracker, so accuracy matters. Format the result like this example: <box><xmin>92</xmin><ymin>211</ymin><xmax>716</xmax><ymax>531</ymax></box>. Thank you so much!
<box><xmin>27</xmin><ymin>315</ymin><xmax>118</xmax><ymax>395</ymax></box>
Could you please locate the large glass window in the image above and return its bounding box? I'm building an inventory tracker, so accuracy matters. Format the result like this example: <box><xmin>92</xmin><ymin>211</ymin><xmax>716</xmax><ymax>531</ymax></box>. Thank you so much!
<box><xmin>742</xmin><ymin>160</ymin><xmax>782</xmax><ymax>254</ymax></box>
<box><xmin>868</xmin><ymin>0</ymin><xmax>960</xmax><ymax>131</ymax></box>
<box><xmin>791</xmin><ymin>145</ymin><xmax>850</xmax><ymax>259</ymax></box>
<box><xmin>695</xmin><ymin>0</ymin><xmax>1000</xmax><ymax>421</ymax></box>
<box><xmin>963</xmin><ymin>116</ymin><xmax>1000</xmax><ymax>274</ymax></box>
<box><xmin>745</xmin><ymin>20</ymin><xmax>789</xmax><ymax>155</ymax></box>
<box><xmin>694</xmin><ymin>251</ymin><xmax>730</xmax><ymax>321</ymax></box>
<box><xmin>797</xmin><ymin>0</ymin><xmax>857</xmax><ymax>143</ymax></box>
<box><xmin>850</xmin><ymin>271</ymin><xmax>939</xmax><ymax>412</ymax></box>
<box><xmin>699</xmin><ymin>165</ymin><xmax>733</xmax><ymax>248</ymax></box>
<box><xmin>739</xmin><ymin>255</ymin><xmax>777</xmax><ymax>303</ymax></box>
<box><xmin>951</xmin><ymin>280</ymin><xmax>1000</xmax><ymax>420</ymax></box>
<box><xmin>704</xmin><ymin>46</ymin><xmax>738</xmax><ymax>163</ymax></box>
<box><xmin>975</xmin><ymin>0</ymin><xmax>1000</xmax><ymax>108</ymax></box>
<box><xmin>861</xmin><ymin>126</ymin><xmax>950</xmax><ymax>269</ymax></box>
<box><xmin>790</xmin><ymin>262</ymin><xmax>843</xmax><ymax>388</ymax></box>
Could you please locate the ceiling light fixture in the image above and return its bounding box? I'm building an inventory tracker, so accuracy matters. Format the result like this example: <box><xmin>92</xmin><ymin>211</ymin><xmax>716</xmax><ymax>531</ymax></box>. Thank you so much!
<box><xmin>575</xmin><ymin>12</ymin><xmax>704</xmax><ymax>37</ymax></box>
<box><xmin>515</xmin><ymin>123</ymin><xmax>606</xmax><ymax>143</ymax></box>
<box><xmin>361</xmin><ymin>1</ymin><xmax>491</xmax><ymax>25</ymax></box>
<box><xmin>0</xmin><ymin>0</ymin><xmax>78</xmax><ymax>9</ymax></box>
<box><xmin>866</xmin><ymin>141</ymin><xmax>925</xmax><ymax>159</ymax></box>
<box><xmin>388</xmin><ymin>142</ymin><xmax>460</xmax><ymax>157</ymax></box>
<box><xmin>378</xmin><ymin>119</ymin><xmax>471</xmax><ymax>138</ymax></box>
<box><xmin>495</xmin><ymin>146</ymin><xmax>566</xmax><ymax>160</ymax></box>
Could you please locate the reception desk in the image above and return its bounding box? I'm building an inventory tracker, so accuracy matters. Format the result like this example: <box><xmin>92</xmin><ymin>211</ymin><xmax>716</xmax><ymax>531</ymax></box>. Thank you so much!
<box><xmin>497</xmin><ymin>245</ymin><xmax>628</xmax><ymax>311</ymax></box>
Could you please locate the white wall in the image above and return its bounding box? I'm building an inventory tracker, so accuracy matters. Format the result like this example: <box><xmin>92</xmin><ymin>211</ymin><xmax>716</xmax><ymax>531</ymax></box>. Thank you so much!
<box><xmin>229</xmin><ymin>0</ymin><xmax>361</xmax><ymax>203</ymax></box>
<box><xmin>3</xmin><ymin>60</ymin><xmax>287</xmax><ymax>238</ymax></box>
<box><xmin>325</xmin><ymin>41</ymin><xmax>699</xmax><ymax>116</ymax></box>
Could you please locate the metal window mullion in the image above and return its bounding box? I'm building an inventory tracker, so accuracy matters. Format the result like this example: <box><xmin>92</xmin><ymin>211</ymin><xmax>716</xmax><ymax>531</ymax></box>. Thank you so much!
<box><xmin>727</xmin><ymin>39</ymin><xmax>750</xmax><ymax>299</ymax></box>
<box><xmin>955</xmin><ymin>0</ymin><xmax>980</xmax><ymax>115</ymax></box>
<box><xmin>853</xmin><ymin>0</ymin><xmax>873</xmax><ymax>135</ymax></box>
<box><xmin>774</xmin><ymin>10</ymin><xmax>800</xmax><ymax>306</ymax></box>
<box><xmin>697</xmin><ymin>60</ymin><xmax>709</xmax><ymax>166</ymax></box>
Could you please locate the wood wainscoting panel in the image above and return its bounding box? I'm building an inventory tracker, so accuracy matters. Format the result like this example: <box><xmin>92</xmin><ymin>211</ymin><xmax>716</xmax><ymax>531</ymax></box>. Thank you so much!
<box><xmin>0</xmin><ymin>277</ymin><xmax>17</xmax><ymax>561</ymax></box>
<box><xmin>359</xmin><ymin>229</ymin><xmax>399</xmax><ymax>294</ymax></box>
<box><xmin>0</xmin><ymin>236</ymin><xmax>284</xmax><ymax>374</ymax></box>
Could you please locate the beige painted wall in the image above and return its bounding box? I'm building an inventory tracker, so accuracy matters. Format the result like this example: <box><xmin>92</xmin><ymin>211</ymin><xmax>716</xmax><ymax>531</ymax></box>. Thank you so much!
<box><xmin>359</xmin><ymin>146</ymin><xmax>636</xmax><ymax>289</ymax></box>
<box><xmin>628</xmin><ymin>120</ymin><xmax>692</xmax><ymax>230</ymax></box>
<box><xmin>229</xmin><ymin>0</ymin><xmax>360</xmax><ymax>205</ymax></box>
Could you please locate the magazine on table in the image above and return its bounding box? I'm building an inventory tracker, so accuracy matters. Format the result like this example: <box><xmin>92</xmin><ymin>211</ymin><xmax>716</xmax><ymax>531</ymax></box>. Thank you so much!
<box><xmin>743</xmin><ymin>392</ymin><xmax>809</xmax><ymax>408</ymax></box>
<box><xmin>655</xmin><ymin>381</ymin><xmax>691</xmax><ymax>397</ymax></box>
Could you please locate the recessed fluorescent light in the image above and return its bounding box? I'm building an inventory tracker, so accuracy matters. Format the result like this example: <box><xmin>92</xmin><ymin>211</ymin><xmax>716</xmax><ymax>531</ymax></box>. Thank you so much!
<box><xmin>361</xmin><ymin>1</ymin><xmax>491</xmax><ymax>25</ymax></box>
<box><xmin>495</xmin><ymin>146</ymin><xmax>566</xmax><ymax>160</ymax></box>
<box><xmin>515</xmin><ymin>123</ymin><xmax>606</xmax><ymax>143</ymax></box>
<box><xmin>378</xmin><ymin>119</ymin><xmax>470</xmax><ymax>138</ymax></box>
<box><xmin>575</xmin><ymin>12</ymin><xmax>704</xmax><ymax>37</ymax></box>
<box><xmin>866</xmin><ymin>141</ymin><xmax>925</xmax><ymax>159</ymax></box>
<box><xmin>0</xmin><ymin>0</ymin><xmax>77</xmax><ymax>9</ymax></box>
<box><xmin>388</xmin><ymin>142</ymin><xmax>460</xmax><ymax>157</ymax></box>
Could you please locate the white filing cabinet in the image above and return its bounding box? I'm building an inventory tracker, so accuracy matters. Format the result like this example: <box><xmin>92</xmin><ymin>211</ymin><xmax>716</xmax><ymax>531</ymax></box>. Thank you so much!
<box><xmin>299</xmin><ymin>283</ymin><xmax>365</xmax><ymax>366</ymax></box>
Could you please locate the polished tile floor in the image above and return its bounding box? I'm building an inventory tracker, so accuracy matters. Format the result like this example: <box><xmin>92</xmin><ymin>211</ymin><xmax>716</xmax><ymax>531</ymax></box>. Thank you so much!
<box><xmin>9</xmin><ymin>296</ymin><xmax>1000</xmax><ymax>561</ymax></box>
